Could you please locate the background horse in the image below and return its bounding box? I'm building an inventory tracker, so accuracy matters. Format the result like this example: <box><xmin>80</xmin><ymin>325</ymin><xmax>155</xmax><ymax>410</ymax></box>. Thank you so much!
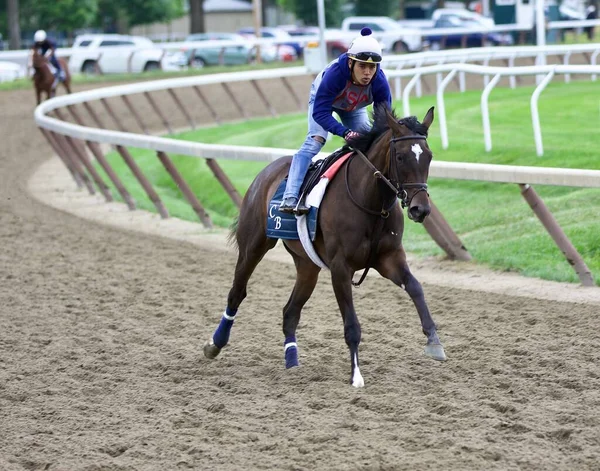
<box><xmin>31</xmin><ymin>49</ymin><xmax>71</xmax><ymax>104</ymax></box>
<box><xmin>204</xmin><ymin>104</ymin><xmax>446</xmax><ymax>387</ymax></box>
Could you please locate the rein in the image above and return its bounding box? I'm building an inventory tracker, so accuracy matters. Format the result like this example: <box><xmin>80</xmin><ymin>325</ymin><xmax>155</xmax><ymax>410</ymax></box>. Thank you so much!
<box><xmin>346</xmin><ymin>134</ymin><xmax>428</xmax><ymax>287</ymax></box>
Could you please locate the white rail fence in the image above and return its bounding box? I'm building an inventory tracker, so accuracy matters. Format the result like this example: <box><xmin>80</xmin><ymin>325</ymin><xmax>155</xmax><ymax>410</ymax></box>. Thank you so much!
<box><xmin>33</xmin><ymin>48</ymin><xmax>600</xmax><ymax>285</ymax></box>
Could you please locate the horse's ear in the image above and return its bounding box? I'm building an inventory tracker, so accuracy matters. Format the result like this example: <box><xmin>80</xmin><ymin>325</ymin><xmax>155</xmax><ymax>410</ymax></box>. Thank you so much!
<box><xmin>384</xmin><ymin>105</ymin><xmax>400</xmax><ymax>133</ymax></box>
<box><xmin>422</xmin><ymin>106</ymin><xmax>435</xmax><ymax>130</ymax></box>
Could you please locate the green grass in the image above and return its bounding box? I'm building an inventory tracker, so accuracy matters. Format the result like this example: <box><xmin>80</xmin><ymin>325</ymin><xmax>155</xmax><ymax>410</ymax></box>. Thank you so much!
<box><xmin>0</xmin><ymin>60</ymin><xmax>302</xmax><ymax>91</ymax></box>
<box><xmin>95</xmin><ymin>80</ymin><xmax>600</xmax><ymax>285</ymax></box>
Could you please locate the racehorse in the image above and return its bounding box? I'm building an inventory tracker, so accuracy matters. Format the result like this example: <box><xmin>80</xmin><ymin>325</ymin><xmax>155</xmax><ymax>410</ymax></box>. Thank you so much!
<box><xmin>204</xmin><ymin>104</ymin><xmax>447</xmax><ymax>387</ymax></box>
<box><xmin>31</xmin><ymin>48</ymin><xmax>71</xmax><ymax>104</ymax></box>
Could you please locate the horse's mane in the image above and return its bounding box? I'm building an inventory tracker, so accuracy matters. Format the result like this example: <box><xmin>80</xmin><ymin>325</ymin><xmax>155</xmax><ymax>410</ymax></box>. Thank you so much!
<box><xmin>348</xmin><ymin>104</ymin><xmax>429</xmax><ymax>153</ymax></box>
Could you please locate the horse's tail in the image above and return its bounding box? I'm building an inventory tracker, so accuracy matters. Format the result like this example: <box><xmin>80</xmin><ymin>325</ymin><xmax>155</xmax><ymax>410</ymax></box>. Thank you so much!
<box><xmin>227</xmin><ymin>216</ymin><xmax>239</xmax><ymax>250</ymax></box>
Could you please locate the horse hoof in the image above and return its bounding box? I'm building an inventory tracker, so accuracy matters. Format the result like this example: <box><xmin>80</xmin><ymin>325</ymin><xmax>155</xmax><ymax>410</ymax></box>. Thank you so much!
<box><xmin>424</xmin><ymin>343</ymin><xmax>447</xmax><ymax>361</ymax></box>
<box><xmin>352</xmin><ymin>377</ymin><xmax>365</xmax><ymax>388</ymax></box>
<box><xmin>203</xmin><ymin>339</ymin><xmax>222</xmax><ymax>359</ymax></box>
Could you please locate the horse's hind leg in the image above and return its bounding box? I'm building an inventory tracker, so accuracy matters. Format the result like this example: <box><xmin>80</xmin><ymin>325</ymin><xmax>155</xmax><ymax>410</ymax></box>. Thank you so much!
<box><xmin>376</xmin><ymin>249</ymin><xmax>447</xmax><ymax>361</ymax></box>
<box><xmin>281</xmin><ymin>252</ymin><xmax>321</xmax><ymax>368</ymax></box>
<box><xmin>203</xmin><ymin>230</ymin><xmax>277</xmax><ymax>360</ymax></box>
<box><xmin>330</xmin><ymin>263</ymin><xmax>364</xmax><ymax>387</ymax></box>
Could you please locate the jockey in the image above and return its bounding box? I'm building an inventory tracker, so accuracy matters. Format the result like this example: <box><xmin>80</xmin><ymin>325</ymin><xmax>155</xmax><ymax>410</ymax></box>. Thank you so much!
<box><xmin>279</xmin><ymin>27</ymin><xmax>392</xmax><ymax>214</ymax></box>
<box><xmin>31</xmin><ymin>30</ymin><xmax>64</xmax><ymax>80</ymax></box>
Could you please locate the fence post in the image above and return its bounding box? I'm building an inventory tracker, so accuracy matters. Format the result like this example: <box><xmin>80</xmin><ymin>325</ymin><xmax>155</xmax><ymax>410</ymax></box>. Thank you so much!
<box><xmin>143</xmin><ymin>91</ymin><xmax>173</xmax><ymax>134</ymax></box>
<box><xmin>115</xmin><ymin>145</ymin><xmax>169</xmax><ymax>219</ymax></box>
<box><xmin>156</xmin><ymin>151</ymin><xmax>213</xmax><ymax>228</ymax></box>
<box><xmin>192</xmin><ymin>85</ymin><xmax>221</xmax><ymax>124</ymax></box>
<box><xmin>519</xmin><ymin>184</ymin><xmax>594</xmax><ymax>286</ymax></box>
<box><xmin>167</xmin><ymin>88</ymin><xmax>196</xmax><ymax>129</ymax></box>
<box><xmin>422</xmin><ymin>201</ymin><xmax>471</xmax><ymax>261</ymax></box>
<box><xmin>205</xmin><ymin>159</ymin><xmax>243</xmax><ymax>208</ymax></box>
<box><xmin>39</xmin><ymin>128</ymin><xmax>82</xmax><ymax>188</ymax></box>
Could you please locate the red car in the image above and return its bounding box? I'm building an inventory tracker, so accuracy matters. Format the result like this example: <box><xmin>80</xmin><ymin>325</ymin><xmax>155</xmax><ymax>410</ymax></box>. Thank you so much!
<box><xmin>280</xmin><ymin>26</ymin><xmax>349</xmax><ymax>59</ymax></box>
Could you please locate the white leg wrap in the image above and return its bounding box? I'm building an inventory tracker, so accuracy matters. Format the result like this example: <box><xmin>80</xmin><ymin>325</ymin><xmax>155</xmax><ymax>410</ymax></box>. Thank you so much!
<box><xmin>222</xmin><ymin>310</ymin><xmax>235</xmax><ymax>321</ymax></box>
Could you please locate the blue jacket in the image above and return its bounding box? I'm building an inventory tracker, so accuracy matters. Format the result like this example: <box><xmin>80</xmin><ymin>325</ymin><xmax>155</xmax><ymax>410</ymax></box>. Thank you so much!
<box><xmin>312</xmin><ymin>53</ymin><xmax>392</xmax><ymax>137</ymax></box>
<box><xmin>33</xmin><ymin>38</ymin><xmax>57</xmax><ymax>56</ymax></box>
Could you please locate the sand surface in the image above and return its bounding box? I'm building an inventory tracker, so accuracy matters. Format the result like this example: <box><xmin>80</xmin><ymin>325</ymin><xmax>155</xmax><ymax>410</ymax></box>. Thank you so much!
<box><xmin>2</xmin><ymin>83</ymin><xmax>600</xmax><ymax>470</ymax></box>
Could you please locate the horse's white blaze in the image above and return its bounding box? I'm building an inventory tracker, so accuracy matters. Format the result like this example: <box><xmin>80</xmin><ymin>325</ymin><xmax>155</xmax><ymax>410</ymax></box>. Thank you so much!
<box><xmin>411</xmin><ymin>143</ymin><xmax>423</xmax><ymax>162</ymax></box>
<box><xmin>352</xmin><ymin>353</ymin><xmax>364</xmax><ymax>388</ymax></box>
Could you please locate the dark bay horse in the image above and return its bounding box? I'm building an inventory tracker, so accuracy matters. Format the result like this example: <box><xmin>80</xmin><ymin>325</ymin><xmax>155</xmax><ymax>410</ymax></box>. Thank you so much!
<box><xmin>204</xmin><ymin>104</ymin><xmax>446</xmax><ymax>387</ymax></box>
<box><xmin>31</xmin><ymin>49</ymin><xmax>71</xmax><ymax>104</ymax></box>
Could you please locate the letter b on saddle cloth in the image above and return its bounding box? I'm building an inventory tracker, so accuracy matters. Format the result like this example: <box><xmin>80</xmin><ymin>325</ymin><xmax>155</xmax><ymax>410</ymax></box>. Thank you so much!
<box><xmin>267</xmin><ymin>148</ymin><xmax>353</xmax><ymax>241</ymax></box>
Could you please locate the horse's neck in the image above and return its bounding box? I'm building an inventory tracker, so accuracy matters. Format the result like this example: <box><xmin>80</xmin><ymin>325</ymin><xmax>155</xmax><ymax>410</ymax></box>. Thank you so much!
<box><xmin>363</xmin><ymin>134</ymin><xmax>390</xmax><ymax>176</ymax></box>
<box><xmin>348</xmin><ymin>136</ymin><xmax>391</xmax><ymax>202</ymax></box>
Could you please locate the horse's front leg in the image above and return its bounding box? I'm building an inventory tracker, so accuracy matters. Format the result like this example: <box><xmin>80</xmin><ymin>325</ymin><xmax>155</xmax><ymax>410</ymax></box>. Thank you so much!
<box><xmin>281</xmin><ymin>251</ymin><xmax>321</xmax><ymax>368</ymax></box>
<box><xmin>330</xmin><ymin>263</ymin><xmax>364</xmax><ymax>387</ymax></box>
<box><xmin>377</xmin><ymin>249</ymin><xmax>447</xmax><ymax>361</ymax></box>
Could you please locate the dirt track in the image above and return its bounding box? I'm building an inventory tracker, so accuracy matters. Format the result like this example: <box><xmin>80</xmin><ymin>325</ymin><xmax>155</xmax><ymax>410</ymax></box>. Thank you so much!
<box><xmin>2</xmin><ymin>84</ymin><xmax>600</xmax><ymax>470</ymax></box>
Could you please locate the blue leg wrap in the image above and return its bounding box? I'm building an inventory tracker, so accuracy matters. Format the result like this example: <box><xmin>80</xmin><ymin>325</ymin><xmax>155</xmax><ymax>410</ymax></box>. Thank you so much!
<box><xmin>212</xmin><ymin>307</ymin><xmax>237</xmax><ymax>349</ymax></box>
<box><xmin>284</xmin><ymin>336</ymin><xmax>299</xmax><ymax>368</ymax></box>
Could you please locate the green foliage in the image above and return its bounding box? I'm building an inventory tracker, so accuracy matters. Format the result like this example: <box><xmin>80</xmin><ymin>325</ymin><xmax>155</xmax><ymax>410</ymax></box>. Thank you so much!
<box><xmin>354</xmin><ymin>0</ymin><xmax>395</xmax><ymax>17</ymax></box>
<box><xmin>19</xmin><ymin>0</ymin><xmax>98</xmax><ymax>31</ymax></box>
<box><xmin>0</xmin><ymin>0</ymin><xmax>186</xmax><ymax>37</ymax></box>
<box><xmin>96</xmin><ymin>0</ymin><xmax>185</xmax><ymax>29</ymax></box>
<box><xmin>276</xmin><ymin>0</ymin><xmax>344</xmax><ymax>26</ymax></box>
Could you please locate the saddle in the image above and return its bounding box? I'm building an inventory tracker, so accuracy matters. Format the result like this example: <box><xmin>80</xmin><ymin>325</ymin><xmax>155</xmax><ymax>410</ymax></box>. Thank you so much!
<box><xmin>297</xmin><ymin>145</ymin><xmax>353</xmax><ymax>204</ymax></box>
<box><xmin>266</xmin><ymin>146</ymin><xmax>354</xmax><ymax>241</ymax></box>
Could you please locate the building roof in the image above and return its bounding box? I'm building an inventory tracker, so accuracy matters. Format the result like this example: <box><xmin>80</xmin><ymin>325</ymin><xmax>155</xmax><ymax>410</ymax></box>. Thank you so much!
<box><xmin>204</xmin><ymin>0</ymin><xmax>252</xmax><ymax>13</ymax></box>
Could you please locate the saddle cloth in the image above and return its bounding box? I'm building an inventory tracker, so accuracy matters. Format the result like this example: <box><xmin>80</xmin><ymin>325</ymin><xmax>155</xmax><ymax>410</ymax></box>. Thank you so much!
<box><xmin>47</xmin><ymin>63</ymin><xmax>66</xmax><ymax>89</ymax></box>
<box><xmin>266</xmin><ymin>149</ymin><xmax>353</xmax><ymax>241</ymax></box>
<box><xmin>266</xmin><ymin>179</ymin><xmax>318</xmax><ymax>240</ymax></box>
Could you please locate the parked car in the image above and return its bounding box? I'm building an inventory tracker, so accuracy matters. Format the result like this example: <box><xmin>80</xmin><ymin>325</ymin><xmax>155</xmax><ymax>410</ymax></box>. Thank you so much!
<box><xmin>340</xmin><ymin>16</ymin><xmax>423</xmax><ymax>53</ymax></box>
<box><xmin>238</xmin><ymin>27</ymin><xmax>303</xmax><ymax>58</ymax></box>
<box><xmin>426</xmin><ymin>15</ymin><xmax>513</xmax><ymax>50</ymax></box>
<box><xmin>69</xmin><ymin>34</ymin><xmax>182</xmax><ymax>74</ymax></box>
<box><xmin>0</xmin><ymin>61</ymin><xmax>25</xmax><ymax>82</ymax></box>
<box><xmin>180</xmin><ymin>32</ymin><xmax>277</xmax><ymax>67</ymax></box>
<box><xmin>236</xmin><ymin>31</ymin><xmax>298</xmax><ymax>63</ymax></box>
<box><xmin>431</xmin><ymin>8</ymin><xmax>495</xmax><ymax>28</ymax></box>
<box><xmin>280</xmin><ymin>26</ymin><xmax>350</xmax><ymax>58</ymax></box>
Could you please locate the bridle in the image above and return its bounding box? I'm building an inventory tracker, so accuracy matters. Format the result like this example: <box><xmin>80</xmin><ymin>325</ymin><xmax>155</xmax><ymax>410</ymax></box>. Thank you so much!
<box><xmin>345</xmin><ymin>134</ymin><xmax>429</xmax><ymax>217</ymax></box>
<box><xmin>345</xmin><ymin>133</ymin><xmax>430</xmax><ymax>287</ymax></box>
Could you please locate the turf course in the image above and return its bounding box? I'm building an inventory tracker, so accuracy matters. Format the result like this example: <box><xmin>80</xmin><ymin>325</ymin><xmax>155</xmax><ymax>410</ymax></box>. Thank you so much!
<box><xmin>96</xmin><ymin>80</ymin><xmax>600</xmax><ymax>285</ymax></box>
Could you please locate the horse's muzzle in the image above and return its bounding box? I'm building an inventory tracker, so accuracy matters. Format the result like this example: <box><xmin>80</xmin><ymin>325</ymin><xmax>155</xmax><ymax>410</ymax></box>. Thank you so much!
<box><xmin>408</xmin><ymin>204</ymin><xmax>431</xmax><ymax>223</ymax></box>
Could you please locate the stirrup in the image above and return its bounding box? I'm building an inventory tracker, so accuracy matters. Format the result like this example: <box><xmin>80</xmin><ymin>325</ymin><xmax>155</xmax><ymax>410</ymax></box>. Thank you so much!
<box><xmin>279</xmin><ymin>197</ymin><xmax>297</xmax><ymax>214</ymax></box>
<box><xmin>294</xmin><ymin>201</ymin><xmax>310</xmax><ymax>215</ymax></box>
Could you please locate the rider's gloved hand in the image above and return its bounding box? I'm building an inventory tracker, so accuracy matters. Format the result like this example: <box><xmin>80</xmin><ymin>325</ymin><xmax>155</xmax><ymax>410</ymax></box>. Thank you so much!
<box><xmin>344</xmin><ymin>130</ymin><xmax>361</xmax><ymax>143</ymax></box>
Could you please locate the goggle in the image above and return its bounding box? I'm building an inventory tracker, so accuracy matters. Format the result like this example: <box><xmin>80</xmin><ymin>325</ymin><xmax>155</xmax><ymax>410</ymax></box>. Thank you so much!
<box><xmin>350</xmin><ymin>51</ymin><xmax>382</xmax><ymax>63</ymax></box>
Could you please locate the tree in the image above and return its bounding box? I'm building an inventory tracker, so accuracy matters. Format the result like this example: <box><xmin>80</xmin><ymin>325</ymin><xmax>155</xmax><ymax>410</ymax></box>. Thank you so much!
<box><xmin>119</xmin><ymin>0</ymin><xmax>184</xmax><ymax>27</ymax></box>
<box><xmin>276</xmin><ymin>0</ymin><xmax>344</xmax><ymax>27</ymax></box>
<box><xmin>19</xmin><ymin>0</ymin><xmax>98</xmax><ymax>33</ymax></box>
<box><xmin>189</xmin><ymin>0</ymin><xmax>205</xmax><ymax>34</ymax></box>
<box><xmin>6</xmin><ymin>0</ymin><xmax>20</xmax><ymax>49</ymax></box>
<box><xmin>354</xmin><ymin>0</ymin><xmax>394</xmax><ymax>17</ymax></box>
<box><xmin>95</xmin><ymin>0</ymin><xmax>185</xmax><ymax>33</ymax></box>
